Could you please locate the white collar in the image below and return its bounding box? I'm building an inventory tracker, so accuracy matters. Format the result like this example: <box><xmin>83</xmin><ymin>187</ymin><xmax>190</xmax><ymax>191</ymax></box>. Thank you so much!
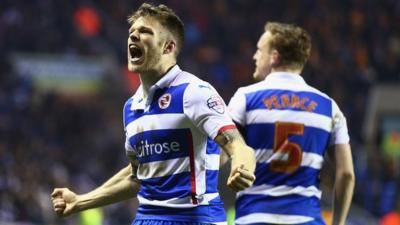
<box><xmin>153</xmin><ymin>64</ymin><xmax>182</xmax><ymax>89</ymax></box>
<box><xmin>263</xmin><ymin>72</ymin><xmax>305</xmax><ymax>84</ymax></box>
<box><xmin>130</xmin><ymin>65</ymin><xmax>182</xmax><ymax>110</ymax></box>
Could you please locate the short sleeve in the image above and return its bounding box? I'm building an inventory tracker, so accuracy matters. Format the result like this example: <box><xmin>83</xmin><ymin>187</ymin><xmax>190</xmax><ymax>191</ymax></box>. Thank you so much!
<box><xmin>123</xmin><ymin>99</ymin><xmax>133</xmax><ymax>152</ymax></box>
<box><xmin>329</xmin><ymin>100</ymin><xmax>350</xmax><ymax>146</ymax></box>
<box><xmin>183</xmin><ymin>82</ymin><xmax>235</xmax><ymax>139</ymax></box>
<box><xmin>228</xmin><ymin>88</ymin><xmax>246</xmax><ymax>126</ymax></box>
<box><xmin>125</xmin><ymin>134</ymin><xmax>134</xmax><ymax>152</ymax></box>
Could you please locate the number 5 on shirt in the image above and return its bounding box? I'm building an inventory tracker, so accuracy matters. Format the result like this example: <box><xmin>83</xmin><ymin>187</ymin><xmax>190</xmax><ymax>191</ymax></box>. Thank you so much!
<box><xmin>270</xmin><ymin>122</ymin><xmax>304</xmax><ymax>173</ymax></box>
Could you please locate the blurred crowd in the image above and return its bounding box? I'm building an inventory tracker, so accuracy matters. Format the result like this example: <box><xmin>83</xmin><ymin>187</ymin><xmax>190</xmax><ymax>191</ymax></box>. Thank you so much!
<box><xmin>1</xmin><ymin>0</ymin><xmax>400</xmax><ymax>224</ymax></box>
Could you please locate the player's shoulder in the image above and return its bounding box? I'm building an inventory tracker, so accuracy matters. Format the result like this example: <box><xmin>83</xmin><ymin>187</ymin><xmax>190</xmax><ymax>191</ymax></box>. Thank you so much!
<box><xmin>303</xmin><ymin>83</ymin><xmax>344</xmax><ymax>114</ymax></box>
<box><xmin>123</xmin><ymin>97</ymin><xmax>134</xmax><ymax>111</ymax></box>
<box><xmin>122</xmin><ymin>97</ymin><xmax>134</xmax><ymax>128</ymax></box>
<box><xmin>235</xmin><ymin>80</ymin><xmax>267</xmax><ymax>96</ymax></box>
<box><xmin>173</xmin><ymin>70</ymin><xmax>209</xmax><ymax>85</ymax></box>
<box><xmin>173</xmin><ymin>71</ymin><xmax>217</xmax><ymax>94</ymax></box>
<box><xmin>303</xmin><ymin>84</ymin><xmax>332</xmax><ymax>100</ymax></box>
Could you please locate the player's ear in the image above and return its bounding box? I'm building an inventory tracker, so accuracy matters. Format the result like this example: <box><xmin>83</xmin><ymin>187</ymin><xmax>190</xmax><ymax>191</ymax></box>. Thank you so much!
<box><xmin>270</xmin><ymin>49</ymin><xmax>280</xmax><ymax>66</ymax></box>
<box><xmin>163</xmin><ymin>41</ymin><xmax>176</xmax><ymax>54</ymax></box>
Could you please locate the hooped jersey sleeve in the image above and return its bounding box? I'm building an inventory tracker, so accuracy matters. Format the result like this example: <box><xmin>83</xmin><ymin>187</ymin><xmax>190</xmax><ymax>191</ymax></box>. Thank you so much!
<box><xmin>329</xmin><ymin>99</ymin><xmax>350</xmax><ymax>146</ymax></box>
<box><xmin>183</xmin><ymin>82</ymin><xmax>235</xmax><ymax>139</ymax></box>
<box><xmin>227</xmin><ymin>88</ymin><xmax>246</xmax><ymax>126</ymax></box>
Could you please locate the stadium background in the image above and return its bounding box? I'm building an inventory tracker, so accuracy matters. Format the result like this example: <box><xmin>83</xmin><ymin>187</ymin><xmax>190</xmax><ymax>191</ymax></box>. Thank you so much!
<box><xmin>1</xmin><ymin>0</ymin><xmax>399</xmax><ymax>224</ymax></box>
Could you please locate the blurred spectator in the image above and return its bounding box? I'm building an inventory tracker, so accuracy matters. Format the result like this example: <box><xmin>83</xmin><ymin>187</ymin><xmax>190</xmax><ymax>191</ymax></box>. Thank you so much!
<box><xmin>74</xmin><ymin>6</ymin><xmax>101</xmax><ymax>37</ymax></box>
<box><xmin>380</xmin><ymin>197</ymin><xmax>400</xmax><ymax>225</ymax></box>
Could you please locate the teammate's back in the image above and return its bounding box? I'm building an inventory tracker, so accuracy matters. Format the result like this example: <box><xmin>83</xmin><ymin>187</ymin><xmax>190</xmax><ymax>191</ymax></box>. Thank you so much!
<box><xmin>229</xmin><ymin>22</ymin><xmax>354</xmax><ymax>225</ymax></box>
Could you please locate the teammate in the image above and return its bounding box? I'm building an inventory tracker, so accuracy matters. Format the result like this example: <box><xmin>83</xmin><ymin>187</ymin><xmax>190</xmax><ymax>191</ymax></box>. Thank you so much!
<box><xmin>228</xmin><ymin>22</ymin><xmax>355</xmax><ymax>225</ymax></box>
<box><xmin>51</xmin><ymin>3</ymin><xmax>256</xmax><ymax>225</ymax></box>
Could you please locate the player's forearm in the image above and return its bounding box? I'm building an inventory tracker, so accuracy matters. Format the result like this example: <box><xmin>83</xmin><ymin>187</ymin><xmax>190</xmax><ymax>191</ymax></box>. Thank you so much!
<box><xmin>75</xmin><ymin>165</ymin><xmax>140</xmax><ymax>211</ymax></box>
<box><xmin>215</xmin><ymin>128</ymin><xmax>256</xmax><ymax>173</ymax></box>
<box><xmin>76</xmin><ymin>179</ymin><xmax>138</xmax><ymax>211</ymax></box>
<box><xmin>225</xmin><ymin>141</ymin><xmax>256</xmax><ymax>173</ymax></box>
<box><xmin>332</xmin><ymin>170</ymin><xmax>355</xmax><ymax>225</ymax></box>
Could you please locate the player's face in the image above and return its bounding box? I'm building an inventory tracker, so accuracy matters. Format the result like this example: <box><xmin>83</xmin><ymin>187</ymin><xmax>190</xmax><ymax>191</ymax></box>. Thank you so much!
<box><xmin>127</xmin><ymin>16</ymin><xmax>168</xmax><ymax>73</ymax></box>
<box><xmin>253</xmin><ymin>31</ymin><xmax>273</xmax><ymax>81</ymax></box>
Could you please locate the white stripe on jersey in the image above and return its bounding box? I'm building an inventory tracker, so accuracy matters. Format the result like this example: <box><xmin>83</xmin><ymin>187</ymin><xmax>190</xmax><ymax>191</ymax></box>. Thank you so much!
<box><xmin>206</xmin><ymin>154</ymin><xmax>220</xmax><ymax>170</ymax></box>
<box><xmin>137</xmin><ymin>157</ymin><xmax>189</xmax><ymax>179</ymax></box>
<box><xmin>300</xmin><ymin>152</ymin><xmax>324</xmax><ymax>169</ymax></box>
<box><xmin>237</xmin><ymin>184</ymin><xmax>322</xmax><ymax>198</ymax></box>
<box><xmin>246</xmin><ymin>109</ymin><xmax>332</xmax><ymax>132</ymax></box>
<box><xmin>213</xmin><ymin>222</ymin><xmax>227</xmax><ymax>225</ymax></box>
<box><xmin>137</xmin><ymin>192</ymin><xmax>219</xmax><ymax>208</ymax></box>
<box><xmin>193</xmin><ymin>133</ymin><xmax>207</xmax><ymax>202</ymax></box>
<box><xmin>125</xmin><ymin>113</ymin><xmax>188</xmax><ymax>137</ymax></box>
<box><xmin>254</xmin><ymin>149</ymin><xmax>324</xmax><ymax>169</ymax></box>
<box><xmin>235</xmin><ymin>212</ymin><xmax>313</xmax><ymax>225</ymax></box>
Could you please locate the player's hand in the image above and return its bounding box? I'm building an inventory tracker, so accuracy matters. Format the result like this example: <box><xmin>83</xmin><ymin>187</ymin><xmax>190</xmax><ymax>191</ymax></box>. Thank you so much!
<box><xmin>51</xmin><ymin>188</ymin><xmax>78</xmax><ymax>217</ymax></box>
<box><xmin>227</xmin><ymin>164</ymin><xmax>255</xmax><ymax>192</ymax></box>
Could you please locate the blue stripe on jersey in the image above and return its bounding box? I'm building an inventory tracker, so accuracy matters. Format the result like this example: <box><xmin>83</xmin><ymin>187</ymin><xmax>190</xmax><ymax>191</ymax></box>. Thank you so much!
<box><xmin>149</xmin><ymin>83</ymin><xmax>188</xmax><ymax>115</ymax></box>
<box><xmin>205</xmin><ymin>170</ymin><xmax>219</xmax><ymax>193</ymax></box>
<box><xmin>235</xmin><ymin>194</ymin><xmax>321</xmax><ymax>219</ymax></box>
<box><xmin>235</xmin><ymin>221</ymin><xmax>325</xmax><ymax>225</ymax></box>
<box><xmin>132</xmin><ymin>219</ymin><xmax>212</xmax><ymax>225</ymax></box>
<box><xmin>129</xmin><ymin>129</ymin><xmax>191</xmax><ymax>163</ymax></box>
<box><xmin>123</xmin><ymin>83</ymin><xmax>188</xmax><ymax>126</ymax></box>
<box><xmin>246</xmin><ymin>123</ymin><xmax>330</xmax><ymax>155</ymax></box>
<box><xmin>245</xmin><ymin>89</ymin><xmax>332</xmax><ymax>117</ymax></box>
<box><xmin>139</xmin><ymin>172</ymin><xmax>191</xmax><ymax>201</ymax></box>
<box><xmin>132</xmin><ymin>219</ymin><xmax>218</xmax><ymax>225</ymax></box>
<box><xmin>208</xmin><ymin>195</ymin><xmax>223</xmax><ymax>204</ymax></box>
<box><xmin>254</xmin><ymin>163</ymin><xmax>320</xmax><ymax>187</ymax></box>
<box><xmin>123</xmin><ymin>97</ymin><xmax>134</xmax><ymax>128</ymax></box>
<box><xmin>136</xmin><ymin>204</ymin><xmax>226</xmax><ymax>223</ymax></box>
<box><xmin>206</xmin><ymin>137</ymin><xmax>220</xmax><ymax>154</ymax></box>
<box><xmin>205</xmin><ymin>139</ymin><xmax>220</xmax><ymax>194</ymax></box>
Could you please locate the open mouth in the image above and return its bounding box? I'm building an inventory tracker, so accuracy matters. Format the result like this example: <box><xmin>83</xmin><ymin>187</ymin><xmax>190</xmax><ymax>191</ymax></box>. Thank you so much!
<box><xmin>129</xmin><ymin>44</ymin><xmax>144</xmax><ymax>63</ymax></box>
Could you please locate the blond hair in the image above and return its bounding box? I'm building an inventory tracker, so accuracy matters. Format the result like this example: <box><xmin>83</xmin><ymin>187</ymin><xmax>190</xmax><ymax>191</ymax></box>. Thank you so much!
<box><xmin>265</xmin><ymin>22</ymin><xmax>311</xmax><ymax>70</ymax></box>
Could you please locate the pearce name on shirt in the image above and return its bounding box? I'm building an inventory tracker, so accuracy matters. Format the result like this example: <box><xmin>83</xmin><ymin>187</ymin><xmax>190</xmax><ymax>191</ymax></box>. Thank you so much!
<box><xmin>263</xmin><ymin>93</ymin><xmax>318</xmax><ymax>112</ymax></box>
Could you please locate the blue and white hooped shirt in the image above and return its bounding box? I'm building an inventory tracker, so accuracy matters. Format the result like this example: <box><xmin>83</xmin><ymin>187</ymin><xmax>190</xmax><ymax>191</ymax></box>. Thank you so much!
<box><xmin>228</xmin><ymin>72</ymin><xmax>350</xmax><ymax>225</ymax></box>
<box><xmin>123</xmin><ymin>65</ymin><xmax>234</xmax><ymax>224</ymax></box>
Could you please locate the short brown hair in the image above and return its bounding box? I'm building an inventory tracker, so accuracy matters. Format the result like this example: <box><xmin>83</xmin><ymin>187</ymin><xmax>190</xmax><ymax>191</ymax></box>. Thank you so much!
<box><xmin>127</xmin><ymin>3</ymin><xmax>185</xmax><ymax>55</ymax></box>
<box><xmin>265</xmin><ymin>22</ymin><xmax>311</xmax><ymax>69</ymax></box>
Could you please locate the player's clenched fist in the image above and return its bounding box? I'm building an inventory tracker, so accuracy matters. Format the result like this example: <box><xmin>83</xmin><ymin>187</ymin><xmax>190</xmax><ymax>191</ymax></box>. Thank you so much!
<box><xmin>51</xmin><ymin>188</ymin><xmax>78</xmax><ymax>217</ymax></box>
<box><xmin>227</xmin><ymin>165</ymin><xmax>256</xmax><ymax>192</ymax></box>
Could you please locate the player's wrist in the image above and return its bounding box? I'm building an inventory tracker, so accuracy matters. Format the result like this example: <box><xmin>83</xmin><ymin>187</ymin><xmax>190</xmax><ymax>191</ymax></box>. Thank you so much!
<box><xmin>74</xmin><ymin>194</ymin><xmax>91</xmax><ymax>212</ymax></box>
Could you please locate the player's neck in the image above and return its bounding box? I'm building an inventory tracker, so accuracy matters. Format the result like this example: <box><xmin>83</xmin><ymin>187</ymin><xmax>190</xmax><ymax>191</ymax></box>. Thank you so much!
<box><xmin>139</xmin><ymin>59</ymin><xmax>176</xmax><ymax>97</ymax></box>
<box><xmin>271</xmin><ymin>67</ymin><xmax>302</xmax><ymax>75</ymax></box>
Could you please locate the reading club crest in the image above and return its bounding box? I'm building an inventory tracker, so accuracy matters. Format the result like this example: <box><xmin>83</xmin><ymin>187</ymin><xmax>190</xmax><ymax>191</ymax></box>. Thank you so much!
<box><xmin>158</xmin><ymin>93</ymin><xmax>172</xmax><ymax>109</ymax></box>
<box><xmin>207</xmin><ymin>95</ymin><xmax>225</xmax><ymax>114</ymax></box>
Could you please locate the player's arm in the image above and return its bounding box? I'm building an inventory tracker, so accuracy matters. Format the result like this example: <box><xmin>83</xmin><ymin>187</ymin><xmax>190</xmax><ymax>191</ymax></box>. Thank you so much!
<box><xmin>215</xmin><ymin>128</ymin><xmax>256</xmax><ymax>192</ymax></box>
<box><xmin>220</xmin><ymin>87</ymin><xmax>253</xmax><ymax>180</ymax></box>
<box><xmin>326</xmin><ymin>143</ymin><xmax>355</xmax><ymax>225</ymax></box>
<box><xmin>183</xmin><ymin>83</ymin><xmax>255</xmax><ymax>191</ymax></box>
<box><xmin>51</xmin><ymin>163</ymin><xmax>140</xmax><ymax>217</ymax></box>
<box><xmin>219</xmin><ymin>122</ymin><xmax>246</xmax><ymax>166</ymax></box>
<box><xmin>324</xmin><ymin>101</ymin><xmax>355</xmax><ymax>225</ymax></box>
